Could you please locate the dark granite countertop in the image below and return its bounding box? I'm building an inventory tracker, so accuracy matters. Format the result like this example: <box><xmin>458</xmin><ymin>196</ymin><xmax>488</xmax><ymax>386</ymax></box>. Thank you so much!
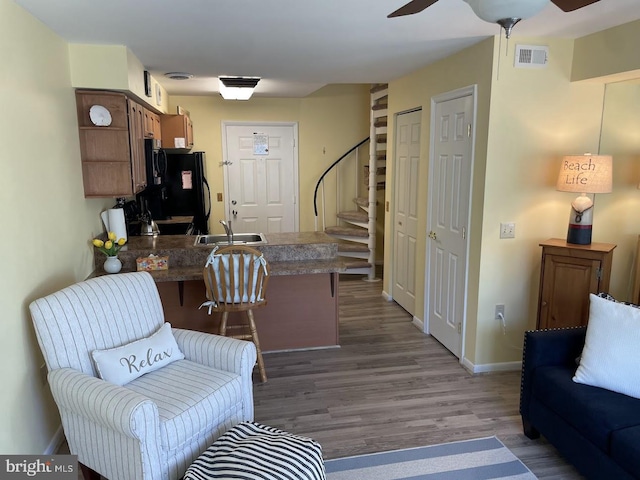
<box><xmin>93</xmin><ymin>232</ymin><xmax>348</xmax><ymax>281</ymax></box>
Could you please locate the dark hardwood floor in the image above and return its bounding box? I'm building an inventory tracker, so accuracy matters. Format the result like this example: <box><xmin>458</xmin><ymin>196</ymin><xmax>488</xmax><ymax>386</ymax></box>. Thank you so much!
<box><xmin>67</xmin><ymin>274</ymin><xmax>582</xmax><ymax>479</ymax></box>
<box><xmin>253</xmin><ymin>274</ymin><xmax>583</xmax><ymax>479</ymax></box>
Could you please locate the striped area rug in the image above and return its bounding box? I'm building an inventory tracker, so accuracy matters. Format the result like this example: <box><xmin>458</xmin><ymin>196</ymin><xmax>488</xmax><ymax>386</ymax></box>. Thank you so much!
<box><xmin>324</xmin><ymin>436</ymin><xmax>537</xmax><ymax>480</ymax></box>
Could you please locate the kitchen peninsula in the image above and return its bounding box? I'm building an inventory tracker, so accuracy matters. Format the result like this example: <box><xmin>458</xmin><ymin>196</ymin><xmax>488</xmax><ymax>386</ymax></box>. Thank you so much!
<box><xmin>93</xmin><ymin>232</ymin><xmax>347</xmax><ymax>351</ymax></box>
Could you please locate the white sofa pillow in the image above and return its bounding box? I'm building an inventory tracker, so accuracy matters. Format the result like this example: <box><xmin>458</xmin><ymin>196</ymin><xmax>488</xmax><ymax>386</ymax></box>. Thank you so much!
<box><xmin>92</xmin><ymin>322</ymin><xmax>185</xmax><ymax>386</ymax></box>
<box><xmin>573</xmin><ymin>294</ymin><xmax>640</xmax><ymax>399</ymax></box>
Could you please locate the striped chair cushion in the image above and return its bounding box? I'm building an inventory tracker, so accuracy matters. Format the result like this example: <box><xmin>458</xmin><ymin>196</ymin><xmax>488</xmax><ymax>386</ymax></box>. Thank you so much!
<box><xmin>184</xmin><ymin>422</ymin><xmax>325</xmax><ymax>480</ymax></box>
<box><xmin>127</xmin><ymin>360</ymin><xmax>243</xmax><ymax>451</ymax></box>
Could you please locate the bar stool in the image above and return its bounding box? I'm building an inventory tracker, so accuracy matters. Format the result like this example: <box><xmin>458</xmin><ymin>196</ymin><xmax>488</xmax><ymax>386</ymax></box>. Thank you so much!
<box><xmin>202</xmin><ymin>245</ymin><xmax>270</xmax><ymax>382</ymax></box>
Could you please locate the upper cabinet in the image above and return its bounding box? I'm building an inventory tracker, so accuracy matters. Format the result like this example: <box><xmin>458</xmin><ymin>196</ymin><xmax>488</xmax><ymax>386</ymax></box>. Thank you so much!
<box><xmin>143</xmin><ymin>107</ymin><xmax>162</xmax><ymax>142</ymax></box>
<box><xmin>76</xmin><ymin>90</ymin><xmax>148</xmax><ymax>198</ymax></box>
<box><xmin>161</xmin><ymin>114</ymin><xmax>193</xmax><ymax>150</ymax></box>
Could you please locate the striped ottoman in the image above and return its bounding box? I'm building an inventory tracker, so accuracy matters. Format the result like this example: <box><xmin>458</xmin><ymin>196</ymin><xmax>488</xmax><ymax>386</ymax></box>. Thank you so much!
<box><xmin>184</xmin><ymin>422</ymin><xmax>326</xmax><ymax>480</ymax></box>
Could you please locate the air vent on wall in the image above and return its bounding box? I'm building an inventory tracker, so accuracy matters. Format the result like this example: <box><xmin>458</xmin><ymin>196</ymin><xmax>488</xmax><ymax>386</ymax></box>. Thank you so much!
<box><xmin>514</xmin><ymin>45</ymin><xmax>549</xmax><ymax>68</ymax></box>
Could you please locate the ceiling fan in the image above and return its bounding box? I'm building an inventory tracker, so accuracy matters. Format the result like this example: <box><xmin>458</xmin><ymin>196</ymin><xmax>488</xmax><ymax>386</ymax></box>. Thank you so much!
<box><xmin>388</xmin><ymin>0</ymin><xmax>601</xmax><ymax>38</ymax></box>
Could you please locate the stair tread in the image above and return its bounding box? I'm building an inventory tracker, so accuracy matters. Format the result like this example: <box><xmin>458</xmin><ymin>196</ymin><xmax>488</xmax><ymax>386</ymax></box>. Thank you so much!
<box><xmin>342</xmin><ymin>259</ymin><xmax>372</xmax><ymax>269</ymax></box>
<box><xmin>326</xmin><ymin>226</ymin><xmax>369</xmax><ymax>237</ymax></box>
<box><xmin>337</xmin><ymin>211</ymin><xmax>368</xmax><ymax>222</ymax></box>
<box><xmin>338</xmin><ymin>242</ymin><xmax>370</xmax><ymax>252</ymax></box>
<box><xmin>370</xmin><ymin>83</ymin><xmax>388</xmax><ymax>94</ymax></box>
<box><xmin>354</xmin><ymin>197</ymin><xmax>378</xmax><ymax>207</ymax></box>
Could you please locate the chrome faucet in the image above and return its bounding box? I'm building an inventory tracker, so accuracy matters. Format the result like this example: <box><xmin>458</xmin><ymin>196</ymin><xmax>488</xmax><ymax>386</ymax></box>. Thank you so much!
<box><xmin>220</xmin><ymin>220</ymin><xmax>233</xmax><ymax>244</ymax></box>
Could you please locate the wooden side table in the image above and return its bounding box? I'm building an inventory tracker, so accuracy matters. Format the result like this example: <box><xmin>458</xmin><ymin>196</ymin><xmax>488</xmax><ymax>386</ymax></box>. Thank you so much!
<box><xmin>537</xmin><ymin>238</ymin><xmax>616</xmax><ymax>330</ymax></box>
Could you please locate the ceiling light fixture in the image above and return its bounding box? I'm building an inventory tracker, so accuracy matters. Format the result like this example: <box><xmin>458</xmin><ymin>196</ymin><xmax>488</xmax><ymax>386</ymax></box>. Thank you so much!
<box><xmin>218</xmin><ymin>76</ymin><xmax>260</xmax><ymax>101</ymax></box>
<box><xmin>164</xmin><ymin>72</ymin><xmax>194</xmax><ymax>80</ymax></box>
<box><xmin>463</xmin><ymin>0</ymin><xmax>549</xmax><ymax>38</ymax></box>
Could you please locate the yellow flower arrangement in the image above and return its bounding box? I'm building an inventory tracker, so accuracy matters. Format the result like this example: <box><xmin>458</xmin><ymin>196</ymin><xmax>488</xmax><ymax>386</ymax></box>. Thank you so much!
<box><xmin>93</xmin><ymin>231</ymin><xmax>126</xmax><ymax>257</ymax></box>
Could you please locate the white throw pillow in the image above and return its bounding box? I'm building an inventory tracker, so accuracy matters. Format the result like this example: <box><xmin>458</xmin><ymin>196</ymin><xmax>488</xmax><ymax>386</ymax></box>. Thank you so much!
<box><xmin>92</xmin><ymin>322</ymin><xmax>185</xmax><ymax>386</ymax></box>
<box><xmin>573</xmin><ymin>294</ymin><xmax>640</xmax><ymax>398</ymax></box>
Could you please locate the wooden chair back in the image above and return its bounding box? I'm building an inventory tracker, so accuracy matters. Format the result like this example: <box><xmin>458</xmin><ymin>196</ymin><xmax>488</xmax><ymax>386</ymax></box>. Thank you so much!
<box><xmin>203</xmin><ymin>245</ymin><xmax>270</xmax><ymax>313</ymax></box>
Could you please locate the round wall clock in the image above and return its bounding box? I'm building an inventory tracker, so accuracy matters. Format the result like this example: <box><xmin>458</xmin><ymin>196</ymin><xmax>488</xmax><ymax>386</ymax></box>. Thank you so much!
<box><xmin>89</xmin><ymin>105</ymin><xmax>112</xmax><ymax>126</ymax></box>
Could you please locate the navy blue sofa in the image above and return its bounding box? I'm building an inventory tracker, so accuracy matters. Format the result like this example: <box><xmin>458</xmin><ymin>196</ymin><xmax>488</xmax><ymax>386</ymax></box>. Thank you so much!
<box><xmin>520</xmin><ymin>327</ymin><xmax>640</xmax><ymax>480</ymax></box>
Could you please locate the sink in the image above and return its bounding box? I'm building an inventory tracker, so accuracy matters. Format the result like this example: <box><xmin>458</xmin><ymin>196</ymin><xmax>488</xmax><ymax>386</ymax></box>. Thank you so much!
<box><xmin>194</xmin><ymin>233</ymin><xmax>267</xmax><ymax>246</ymax></box>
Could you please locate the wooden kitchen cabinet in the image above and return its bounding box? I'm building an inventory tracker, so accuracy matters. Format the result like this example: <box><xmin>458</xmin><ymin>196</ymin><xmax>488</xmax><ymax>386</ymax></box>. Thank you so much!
<box><xmin>128</xmin><ymin>100</ymin><xmax>147</xmax><ymax>193</ymax></box>
<box><xmin>76</xmin><ymin>90</ymin><xmax>148</xmax><ymax>197</ymax></box>
<box><xmin>161</xmin><ymin>114</ymin><xmax>193</xmax><ymax>149</ymax></box>
<box><xmin>536</xmin><ymin>238</ymin><xmax>616</xmax><ymax>330</ymax></box>
<box><xmin>143</xmin><ymin>107</ymin><xmax>162</xmax><ymax>142</ymax></box>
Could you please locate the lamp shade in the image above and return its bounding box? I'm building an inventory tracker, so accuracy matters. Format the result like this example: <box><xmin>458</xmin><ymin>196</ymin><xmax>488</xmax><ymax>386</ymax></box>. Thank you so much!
<box><xmin>556</xmin><ymin>154</ymin><xmax>613</xmax><ymax>194</ymax></box>
<box><xmin>463</xmin><ymin>0</ymin><xmax>549</xmax><ymax>23</ymax></box>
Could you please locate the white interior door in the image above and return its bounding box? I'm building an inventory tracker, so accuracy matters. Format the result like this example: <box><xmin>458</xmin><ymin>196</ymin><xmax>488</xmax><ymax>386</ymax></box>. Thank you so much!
<box><xmin>392</xmin><ymin>109</ymin><xmax>421</xmax><ymax>316</ymax></box>
<box><xmin>223</xmin><ymin>123</ymin><xmax>298</xmax><ymax>233</ymax></box>
<box><xmin>426</xmin><ymin>88</ymin><xmax>474</xmax><ymax>358</ymax></box>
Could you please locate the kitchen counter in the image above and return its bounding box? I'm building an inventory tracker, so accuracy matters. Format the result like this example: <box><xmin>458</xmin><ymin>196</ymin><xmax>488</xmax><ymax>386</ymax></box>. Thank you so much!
<box><xmin>92</xmin><ymin>231</ymin><xmax>345</xmax><ymax>352</ymax></box>
<box><xmin>94</xmin><ymin>231</ymin><xmax>347</xmax><ymax>279</ymax></box>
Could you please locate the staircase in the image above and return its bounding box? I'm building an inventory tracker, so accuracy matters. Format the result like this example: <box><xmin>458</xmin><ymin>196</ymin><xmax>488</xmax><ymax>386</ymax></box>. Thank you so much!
<box><xmin>323</xmin><ymin>84</ymin><xmax>388</xmax><ymax>279</ymax></box>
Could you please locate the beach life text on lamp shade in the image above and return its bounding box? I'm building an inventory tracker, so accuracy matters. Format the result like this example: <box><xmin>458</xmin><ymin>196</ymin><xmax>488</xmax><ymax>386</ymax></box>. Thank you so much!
<box><xmin>218</xmin><ymin>76</ymin><xmax>260</xmax><ymax>100</ymax></box>
<box><xmin>556</xmin><ymin>154</ymin><xmax>613</xmax><ymax>245</ymax></box>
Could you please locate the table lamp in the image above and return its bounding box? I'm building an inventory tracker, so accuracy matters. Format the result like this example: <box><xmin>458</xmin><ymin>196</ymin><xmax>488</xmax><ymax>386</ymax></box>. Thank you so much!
<box><xmin>556</xmin><ymin>154</ymin><xmax>612</xmax><ymax>245</ymax></box>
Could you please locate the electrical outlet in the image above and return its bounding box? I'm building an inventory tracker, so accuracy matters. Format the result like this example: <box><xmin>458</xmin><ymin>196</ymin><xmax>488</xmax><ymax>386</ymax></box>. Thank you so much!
<box><xmin>40</xmin><ymin>364</ymin><xmax>48</xmax><ymax>386</ymax></box>
<box><xmin>495</xmin><ymin>304</ymin><xmax>505</xmax><ymax>320</ymax></box>
<box><xmin>500</xmin><ymin>222</ymin><xmax>515</xmax><ymax>239</ymax></box>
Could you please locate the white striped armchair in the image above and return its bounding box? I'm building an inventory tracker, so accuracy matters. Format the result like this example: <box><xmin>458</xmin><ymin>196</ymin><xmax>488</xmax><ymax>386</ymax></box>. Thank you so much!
<box><xmin>30</xmin><ymin>272</ymin><xmax>257</xmax><ymax>480</ymax></box>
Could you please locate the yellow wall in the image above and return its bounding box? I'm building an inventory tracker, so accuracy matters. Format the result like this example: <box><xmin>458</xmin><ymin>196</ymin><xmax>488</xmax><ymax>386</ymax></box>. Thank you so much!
<box><xmin>384</xmin><ymin>38</ymin><xmax>495</xmax><ymax>363</ymax></box>
<box><xmin>168</xmin><ymin>85</ymin><xmax>371</xmax><ymax>233</ymax></box>
<box><xmin>69</xmin><ymin>44</ymin><xmax>169</xmax><ymax>113</ymax></box>
<box><xmin>572</xmin><ymin>19</ymin><xmax>640</xmax><ymax>82</ymax></box>
<box><xmin>0</xmin><ymin>0</ymin><xmax>111</xmax><ymax>454</ymax></box>
<box><xmin>385</xmin><ymin>28</ymin><xmax>640</xmax><ymax>369</ymax></box>
<box><xmin>596</xmin><ymin>81</ymin><xmax>640</xmax><ymax>299</ymax></box>
<box><xmin>476</xmin><ymin>37</ymin><xmax>606</xmax><ymax>366</ymax></box>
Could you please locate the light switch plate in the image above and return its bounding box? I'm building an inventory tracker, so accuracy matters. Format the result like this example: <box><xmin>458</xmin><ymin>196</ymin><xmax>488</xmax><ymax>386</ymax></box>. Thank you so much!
<box><xmin>500</xmin><ymin>222</ymin><xmax>515</xmax><ymax>239</ymax></box>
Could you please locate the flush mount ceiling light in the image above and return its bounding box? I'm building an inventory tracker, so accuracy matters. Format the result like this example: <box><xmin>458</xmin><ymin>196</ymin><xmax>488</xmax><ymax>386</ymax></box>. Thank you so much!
<box><xmin>464</xmin><ymin>0</ymin><xmax>549</xmax><ymax>38</ymax></box>
<box><xmin>218</xmin><ymin>76</ymin><xmax>260</xmax><ymax>101</ymax></box>
<box><xmin>164</xmin><ymin>72</ymin><xmax>194</xmax><ymax>80</ymax></box>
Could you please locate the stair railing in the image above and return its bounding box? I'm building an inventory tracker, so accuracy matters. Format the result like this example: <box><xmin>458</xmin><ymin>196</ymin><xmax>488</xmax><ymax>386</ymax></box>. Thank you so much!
<box><xmin>313</xmin><ymin>137</ymin><xmax>369</xmax><ymax>232</ymax></box>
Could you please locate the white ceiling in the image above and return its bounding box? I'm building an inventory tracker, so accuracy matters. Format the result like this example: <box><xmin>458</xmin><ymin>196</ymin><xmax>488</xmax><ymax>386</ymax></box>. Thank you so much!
<box><xmin>14</xmin><ymin>0</ymin><xmax>640</xmax><ymax>98</ymax></box>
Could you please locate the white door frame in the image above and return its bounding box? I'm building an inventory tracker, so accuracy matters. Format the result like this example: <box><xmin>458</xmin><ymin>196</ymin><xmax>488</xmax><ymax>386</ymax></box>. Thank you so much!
<box><xmin>221</xmin><ymin>121</ymin><xmax>300</xmax><ymax>231</ymax></box>
<box><xmin>423</xmin><ymin>85</ymin><xmax>477</xmax><ymax>363</ymax></box>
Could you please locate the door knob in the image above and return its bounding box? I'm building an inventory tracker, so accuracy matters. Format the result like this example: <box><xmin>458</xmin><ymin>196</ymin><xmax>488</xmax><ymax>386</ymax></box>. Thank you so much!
<box><xmin>232</xmin><ymin>210</ymin><xmax>238</xmax><ymax>217</ymax></box>
<box><xmin>428</xmin><ymin>231</ymin><xmax>437</xmax><ymax>240</ymax></box>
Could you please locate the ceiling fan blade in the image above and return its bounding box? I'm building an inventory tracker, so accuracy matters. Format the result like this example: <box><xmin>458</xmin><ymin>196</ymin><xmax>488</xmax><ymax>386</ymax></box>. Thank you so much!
<box><xmin>551</xmin><ymin>0</ymin><xmax>600</xmax><ymax>12</ymax></box>
<box><xmin>388</xmin><ymin>0</ymin><xmax>439</xmax><ymax>18</ymax></box>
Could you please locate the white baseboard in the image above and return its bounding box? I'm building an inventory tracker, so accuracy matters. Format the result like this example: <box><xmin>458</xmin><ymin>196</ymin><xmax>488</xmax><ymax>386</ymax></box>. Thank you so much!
<box><xmin>381</xmin><ymin>290</ymin><xmax>392</xmax><ymax>302</ymax></box>
<box><xmin>412</xmin><ymin>316</ymin><xmax>425</xmax><ymax>333</ymax></box>
<box><xmin>44</xmin><ymin>425</ymin><xmax>64</xmax><ymax>455</ymax></box>
<box><xmin>461</xmin><ymin>358</ymin><xmax>522</xmax><ymax>374</ymax></box>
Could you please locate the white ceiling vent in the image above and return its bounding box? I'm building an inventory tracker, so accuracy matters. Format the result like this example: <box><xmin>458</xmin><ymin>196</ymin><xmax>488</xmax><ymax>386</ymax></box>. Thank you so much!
<box><xmin>514</xmin><ymin>45</ymin><xmax>548</xmax><ymax>68</ymax></box>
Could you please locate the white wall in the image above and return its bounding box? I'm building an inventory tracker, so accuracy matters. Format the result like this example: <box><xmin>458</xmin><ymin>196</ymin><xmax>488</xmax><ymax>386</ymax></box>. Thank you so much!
<box><xmin>0</xmin><ymin>0</ymin><xmax>110</xmax><ymax>454</ymax></box>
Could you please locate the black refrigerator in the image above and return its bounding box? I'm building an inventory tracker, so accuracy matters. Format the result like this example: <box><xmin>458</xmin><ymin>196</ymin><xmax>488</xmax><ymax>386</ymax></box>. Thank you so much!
<box><xmin>141</xmin><ymin>143</ymin><xmax>210</xmax><ymax>235</ymax></box>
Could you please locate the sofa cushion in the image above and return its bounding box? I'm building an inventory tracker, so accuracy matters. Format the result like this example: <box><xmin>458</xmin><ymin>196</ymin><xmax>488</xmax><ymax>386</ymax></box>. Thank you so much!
<box><xmin>573</xmin><ymin>294</ymin><xmax>640</xmax><ymax>399</ymax></box>
<box><xmin>127</xmin><ymin>359</ymin><xmax>243</xmax><ymax>451</ymax></box>
<box><xmin>532</xmin><ymin>365</ymin><xmax>640</xmax><ymax>452</ymax></box>
<box><xmin>610</xmin><ymin>426</ymin><xmax>640</xmax><ymax>476</ymax></box>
